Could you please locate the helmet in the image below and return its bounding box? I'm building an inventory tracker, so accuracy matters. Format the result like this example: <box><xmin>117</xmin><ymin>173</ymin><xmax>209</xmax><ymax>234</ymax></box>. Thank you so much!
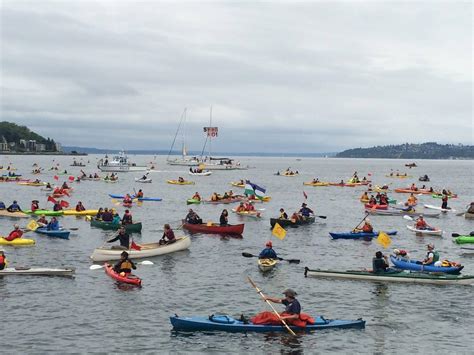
<box><xmin>266</xmin><ymin>241</ymin><xmax>272</xmax><ymax>247</ymax></box>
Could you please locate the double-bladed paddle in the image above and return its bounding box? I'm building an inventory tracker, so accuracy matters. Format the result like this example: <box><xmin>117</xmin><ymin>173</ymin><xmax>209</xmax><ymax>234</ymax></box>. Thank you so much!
<box><xmin>242</xmin><ymin>252</ymin><xmax>300</xmax><ymax>264</ymax></box>
<box><xmin>89</xmin><ymin>260</ymin><xmax>153</xmax><ymax>270</ymax></box>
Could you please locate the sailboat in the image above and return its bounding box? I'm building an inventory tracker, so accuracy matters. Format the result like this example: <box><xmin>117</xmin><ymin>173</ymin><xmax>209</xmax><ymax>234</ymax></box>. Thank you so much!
<box><xmin>167</xmin><ymin>109</ymin><xmax>201</xmax><ymax>166</ymax></box>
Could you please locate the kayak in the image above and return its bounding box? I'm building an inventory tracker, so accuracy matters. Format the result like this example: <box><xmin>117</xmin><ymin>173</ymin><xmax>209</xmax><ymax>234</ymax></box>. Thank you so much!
<box><xmin>270</xmin><ymin>216</ymin><xmax>315</xmax><ymax>228</ymax></box>
<box><xmin>464</xmin><ymin>213</ymin><xmax>474</xmax><ymax>219</ymax></box>
<box><xmin>364</xmin><ymin>204</ymin><xmax>388</xmax><ymax>210</ymax></box>
<box><xmin>170</xmin><ymin>315</ymin><xmax>365</xmax><ymax>332</ymax></box>
<box><xmin>90</xmin><ymin>219</ymin><xmax>142</xmax><ymax>233</ymax></box>
<box><xmin>167</xmin><ymin>180</ymin><xmax>195</xmax><ymax>185</ymax></box>
<box><xmin>123</xmin><ymin>202</ymin><xmax>133</xmax><ymax>208</ymax></box>
<box><xmin>182</xmin><ymin>221</ymin><xmax>244</xmax><ymax>235</ymax></box>
<box><xmin>304</xmin><ymin>267</ymin><xmax>474</xmax><ymax>285</ymax></box>
<box><xmin>365</xmin><ymin>209</ymin><xmax>440</xmax><ymax>218</ymax></box>
<box><xmin>230</xmin><ymin>182</ymin><xmax>245</xmax><ymax>188</ymax></box>
<box><xmin>202</xmin><ymin>197</ymin><xmax>245</xmax><ymax>205</ymax></box>
<box><xmin>108</xmin><ymin>194</ymin><xmax>162</xmax><ymax>201</ymax></box>
<box><xmin>361</xmin><ymin>198</ymin><xmax>396</xmax><ymax>204</ymax></box>
<box><xmin>406</xmin><ymin>225</ymin><xmax>443</xmax><ymax>236</ymax></box>
<box><xmin>17</xmin><ymin>182</ymin><xmax>46</xmax><ymax>186</ymax></box>
<box><xmin>303</xmin><ymin>182</ymin><xmax>330</xmax><ymax>186</ymax></box>
<box><xmin>232</xmin><ymin>209</ymin><xmax>262</xmax><ymax>219</ymax></box>
<box><xmin>423</xmin><ymin>204</ymin><xmax>456</xmax><ymax>213</ymax></box>
<box><xmin>394</xmin><ymin>188</ymin><xmax>432</xmax><ymax>194</ymax></box>
<box><xmin>390</xmin><ymin>256</ymin><xmax>463</xmax><ymax>274</ymax></box>
<box><xmin>258</xmin><ymin>258</ymin><xmax>278</xmax><ymax>272</ymax></box>
<box><xmin>188</xmin><ymin>171</ymin><xmax>212</xmax><ymax>176</ymax></box>
<box><xmin>385</xmin><ymin>175</ymin><xmax>412</xmax><ymax>178</ymax></box>
<box><xmin>103</xmin><ymin>179</ymin><xmax>118</xmax><ymax>183</ymax></box>
<box><xmin>360</xmin><ymin>198</ymin><xmax>369</xmax><ymax>203</ymax></box>
<box><xmin>0</xmin><ymin>210</ymin><xmax>29</xmax><ymax>218</ymax></box>
<box><xmin>63</xmin><ymin>209</ymin><xmax>99</xmax><ymax>216</ymax></box>
<box><xmin>91</xmin><ymin>236</ymin><xmax>191</xmax><ymax>261</ymax></box>
<box><xmin>0</xmin><ymin>237</ymin><xmax>36</xmax><ymax>246</ymax></box>
<box><xmin>24</xmin><ymin>209</ymin><xmax>64</xmax><ymax>216</ymax></box>
<box><xmin>328</xmin><ymin>182</ymin><xmax>355</xmax><ymax>187</ymax></box>
<box><xmin>135</xmin><ymin>178</ymin><xmax>152</xmax><ymax>183</ymax></box>
<box><xmin>104</xmin><ymin>263</ymin><xmax>142</xmax><ymax>286</ymax></box>
<box><xmin>329</xmin><ymin>231</ymin><xmax>397</xmax><ymax>240</ymax></box>
<box><xmin>432</xmin><ymin>193</ymin><xmax>457</xmax><ymax>199</ymax></box>
<box><xmin>453</xmin><ymin>236</ymin><xmax>474</xmax><ymax>244</ymax></box>
<box><xmin>35</xmin><ymin>227</ymin><xmax>70</xmax><ymax>239</ymax></box>
<box><xmin>0</xmin><ymin>267</ymin><xmax>75</xmax><ymax>276</ymax></box>
<box><xmin>186</xmin><ymin>198</ymin><xmax>201</xmax><ymax>205</ymax></box>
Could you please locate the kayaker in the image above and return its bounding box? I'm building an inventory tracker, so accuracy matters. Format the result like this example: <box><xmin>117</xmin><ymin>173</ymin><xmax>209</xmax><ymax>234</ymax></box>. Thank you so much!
<box><xmin>236</xmin><ymin>202</ymin><xmax>246</xmax><ymax>213</ymax></box>
<box><xmin>222</xmin><ymin>191</ymin><xmax>230</xmax><ymax>199</ymax></box>
<box><xmin>159</xmin><ymin>224</ymin><xmax>176</xmax><ymax>245</ymax></box>
<box><xmin>466</xmin><ymin>202</ymin><xmax>474</xmax><ymax>214</ymax></box>
<box><xmin>53</xmin><ymin>201</ymin><xmax>63</xmax><ymax>211</ymax></box>
<box><xmin>259</xmin><ymin>241</ymin><xmax>277</xmax><ymax>259</ymax></box>
<box><xmin>279</xmin><ymin>208</ymin><xmax>288</xmax><ymax>219</ymax></box>
<box><xmin>372</xmin><ymin>251</ymin><xmax>389</xmax><ymax>273</ymax></box>
<box><xmin>141</xmin><ymin>174</ymin><xmax>148</xmax><ymax>180</ymax></box>
<box><xmin>123</xmin><ymin>194</ymin><xmax>133</xmax><ymax>205</ymax></box>
<box><xmin>178</xmin><ymin>177</ymin><xmax>185</xmax><ymax>183</ymax></box>
<box><xmin>361</xmin><ymin>220</ymin><xmax>373</xmax><ymax>233</ymax></box>
<box><xmin>31</xmin><ymin>200</ymin><xmax>40</xmax><ymax>212</ymax></box>
<box><xmin>407</xmin><ymin>193</ymin><xmax>417</xmax><ymax>207</ymax></box>
<box><xmin>415</xmin><ymin>215</ymin><xmax>431</xmax><ymax>230</ymax></box>
<box><xmin>95</xmin><ymin>208</ymin><xmax>104</xmax><ymax>220</ymax></box>
<box><xmin>0</xmin><ymin>250</ymin><xmax>7</xmax><ymax>270</ymax></box>
<box><xmin>62</xmin><ymin>181</ymin><xmax>69</xmax><ymax>189</ymax></box>
<box><xmin>379</xmin><ymin>194</ymin><xmax>388</xmax><ymax>205</ymax></box>
<box><xmin>112</xmin><ymin>211</ymin><xmax>121</xmax><ymax>225</ymax></box>
<box><xmin>298</xmin><ymin>203</ymin><xmax>313</xmax><ymax>218</ymax></box>
<box><xmin>136</xmin><ymin>189</ymin><xmax>144</xmax><ymax>198</ymax></box>
<box><xmin>4</xmin><ymin>224</ymin><xmax>23</xmax><ymax>241</ymax></box>
<box><xmin>47</xmin><ymin>217</ymin><xmax>60</xmax><ymax>231</ymax></box>
<box><xmin>410</xmin><ymin>183</ymin><xmax>418</xmax><ymax>191</ymax></box>
<box><xmin>393</xmin><ymin>249</ymin><xmax>410</xmax><ymax>261</ymax></box>
<box><xmin>211</xmin><ymin>192</ymin><xmax>219</xmax><ymax>201</ymax></box>
<box><xmin>7</xmin><ymin>200</ymin><xmax>22</xmax><ymax>212</ymax></box>
<box><xmin>45</xmin><ymin>182</ymin><xmax>52</xmax><ymax>189</ymax></box>
<box><xmin>107</xmin><ymin>227</ymin><xmax>130</xmax><ymax>249</ymax></box>
<box><xmin>219</xmin><ymin>209</ymin><xmax>229</xmax><ymax>226</ymax></box>
<box><xmin>422</xmin><ymin>244</ymin><xmax>439</xmax><ymax>265</ymax></box>
<box><xmin>262</xmin><ymin>289</ymin><xmax>301</xmax><ymax>323</ymax></box>
<box><xmin>192</xmin><ymin>192</ymin><xmax>201</xmax><ymax>201</ymax></box>
<box><xmin>441</xmin><ymin>194</ymin><xmax>449</xmax><ymax>210</ymax></box>
<box><xmin>113</xmin><ymin>251</ymin><xmax>137</xmax><ymax>275</ymax></box>
<box><xmin>0</xmin><ymin>201</ymin><xmax>6</xmax><ymax>210</ymax></box>
<box><xmin>245</xmin><ymin>201</ymin><xmax>255</xmax><ymax>211</ymax></box>
<box><xmin>122</xmin><ymin>210</ymin><xmax>133</xmax><ymax>225</ymax></box>
<box><xmin>75</xmin><ymin>201</ymin><xmax>86</xmax><ymax>212</ymax></box>
<box><xmin>37</xmin><ymin>215</ymin><xmax>48</xmax><ymax>226</ymax></box>
<box><xmin>102</xmin><ymin>208</ymin><xmax>113</xmax><ymax>222</ymax></box>
<box><xmin>360</xmin><ymin>192</ymin><xmax>369</xmax><ymax>201</ymax></box>
<box><xmin>368</xmin><ymin>195</ymin><xmax>377</xmax><ymax>205</ymax></box>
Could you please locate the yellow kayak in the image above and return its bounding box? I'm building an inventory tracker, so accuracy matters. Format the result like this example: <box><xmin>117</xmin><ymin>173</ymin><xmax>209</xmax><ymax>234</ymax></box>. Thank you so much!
<box><xmin>63</xmin><ymin>209</ymin><xmax>99</xmax><ymax>216</ymax></box>
<box><xmin>360</xmin><ymin>198</ymin><xmax>369</xmax><ymax>203</ymax></box>
<box><xmin>303</xmin><ymin>182</ymin><xmax>330</xmax><ymax>186</ymax></box>
<box><xmin>230</xmin><ymin>182</ymin><xmax>245</xmax><ymax>188</ymax></box>
<box><xmin>0</xmin><ymin>210</ymin><xmax>29</xmax><ymax>218</ymax></box>
<box><xmin>167</xmin><ymin>180</ymin><xmax>195</xmax><ymax>185</ymax></box>
<box><xmin>17</xmin><ymin>182</ymin><xmax>46</xmax><ymax>186</ymax></box>
<box><xmin>0</xmin><ymin>237</ymin><xmax>36</xmax><ymax>246</ymax></box>
<box><xmin>258</xmin><ymin>258</ymin><xmax>278</xmax><ymax>272</ymax></box>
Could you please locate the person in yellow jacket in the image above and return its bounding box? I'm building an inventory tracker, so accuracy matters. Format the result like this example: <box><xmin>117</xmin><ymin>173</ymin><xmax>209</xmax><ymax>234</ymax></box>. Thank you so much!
<box><xmin>0</xmin><ymin>250</ymin><xmax>8</xmax><ymax>270</ymax></box>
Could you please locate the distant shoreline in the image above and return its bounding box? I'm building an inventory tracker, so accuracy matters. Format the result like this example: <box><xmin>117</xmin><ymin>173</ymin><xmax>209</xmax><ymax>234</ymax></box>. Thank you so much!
<box><xmin>0</xmin><ymin>152</ymin><xmax>88</xmax><ymax>156</ymax></box>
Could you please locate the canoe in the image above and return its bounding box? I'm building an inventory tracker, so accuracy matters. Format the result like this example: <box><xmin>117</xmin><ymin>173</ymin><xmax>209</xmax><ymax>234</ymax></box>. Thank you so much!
<box><xmin>108</xmin><ymin>194</ymin><xmax>162</xmax><ymax>201</ymax></box>
<box><xmin>0</xmin><ymin>210</ymin><xmax>29</xmax><ymax>218</ymax></box>
<box><xmin>186</xmin><ymin>198</ymin><xmax>201</xmax><ymax>205</ymax></box>
<box><xmin>104</xmin><ymin>263</ymin><xmax>142</xmax><ymax>286</ymax></box>
<box><xmin>432</xmin><ymin>194</ymin><xmax>458</xmax><ymax>199</ymax></box>
<box><xmin>329</xmin><ymin>231</ymin><xmax>397</xmax><ymax>240</ymax></box>
<box><xmin>167</xmin><ymin>180</ymin><xmax>195</xmax><ymax>185</ymax></box>
<box><xmin>24</xmin><ymin>209</ymin><xmax>64</xmax><ymax>216</ymax></box>
<box><xmin>35</xmin><ymin>227</ymin><xmax>70</xmax><ymax>239</ymax></box>
<box><xmin>202</xmin><ymin>197</ymin><xmax>245</xmax><ymax>205</ymax></box>
<box><xmin>230</xmin><ymin>182</ymin><xmax>245</xmax><ymax>188</ymax></box>
<box><xmin>303</xmin><ymin>182</ymin><xmax>330</xmax><ymax>186</ymax></box>
<box><xmin>258</xmin><ymin>258</ymin><xmax>278</xmax><ymax>272</ymax></box>
<box><xmin>394</xmin><ymin>188</ymin><xmax>432</xmax><ymax>194</ymax></box>
<box><xmin>135</xmin><ymin>178</ymin><xmax>152</xmax><ymax>183</ymax></box>
<box><xmin>182</xmin><ymin>221</ymin><xmax>244</xmax><ymax>235</ymax></box>
<box><xmin>406</xmin><ymin>225</ymin><xmax>443</xmax><ymax>236</ymax></box>
<box><xmin>0</xmin><ymin>237</ymin><xmax>35</xmax><ymax>246</ymax></box>
<box><xmin>232</xmin><ymin>209</ymin><xmax>262</xmax><ymax>219</ymax></box>
<box><xmin>365</xmin><ymin>209</ymin><xmax>440</xmax><ymax>218</ymax></box>
<box><xmin>63</xmin><ymin>209</ymin><xmax>99</xmax><ymax>216</ymax></box>
<box><xmin>364</xmin><ymin>204</ymin><xmax>388</xmax><ymax>210</ymax></box>
<box><xmin>91</xmin><ymin>236</ymin><xmax>191</xmax><ymax>261</ymax></box>
<box><xmin>0</xmin><ymin>267</ymin><xmax>75</xmax><ymax>276</ymax></box>
<box><xmin>453</xmin><ymin>236</ymin><xmax>474</xmax><ymax>244</ymax></box>
<box><xmin>170</xmin><ymin>315</ymin><xmax>365</xmax><ymax>332</ymax></box>
<box><xmin>390</xmin><ymin>256</ymin><xmax>463</xmax><ymax>274</ymax></box>
<box><xmin>188</xmin><ymin>171</ymin><xmax>212</xmax><ymax>176</ymax></box>
<box><xmin>270</xmin><ymin>216</ymin><xmax>315</xmax><ymax>228</ymax></box>
<box><xmin>90</xmin><ymin>219</ymin><xmax>142</xmax><ymax>233</ymax></box>
<box><xmin>423</xmin><ymin>204</ymin><xmax>456</xmax><ymax>213</ymax></box>
<box><xmin>304</xmin><ymin>267</ymin><xmax>474</xmax><ymax>285</ymax></box>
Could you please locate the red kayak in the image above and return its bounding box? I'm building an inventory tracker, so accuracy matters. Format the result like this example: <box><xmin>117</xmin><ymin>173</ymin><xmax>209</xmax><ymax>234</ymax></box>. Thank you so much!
<box><xmin>182</xmin><ymin>221</ymin><xmax>244</xmax><ymax>235</ymax></box>
<box><xmin>202</xmin><ymin>197</ymin><xmax>245</xmax><ymax>204</ymax></box>
<box><xmin>364</xmin><ymin>204</ymin><xmax>388</xmax><ymax>210</ymax></box>
<box><xmin>104</xmin><ymin>263</ymin><xmax>142</xmax><ymax>286</ymax></box>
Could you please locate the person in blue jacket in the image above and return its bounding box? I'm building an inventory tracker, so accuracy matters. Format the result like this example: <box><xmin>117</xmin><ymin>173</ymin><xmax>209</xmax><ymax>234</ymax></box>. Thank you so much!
<box><xmin>298</xmin><ymin>203</ymin><xmax>314</xmax><ymax>218</ymax></box>
<box><xmin>47</xmin><ymin>217</ymin><xmax>60</xmax><ymax>230</ymax></box>
<box><xmin>7</xmin><ymin>200</ymin><xmax>22</xmax><ymax>212</ymax></box>
<box><xmin>259</xmin><ymin>241</ymin><xmax>277</xmax><ymax>259</ymax></box>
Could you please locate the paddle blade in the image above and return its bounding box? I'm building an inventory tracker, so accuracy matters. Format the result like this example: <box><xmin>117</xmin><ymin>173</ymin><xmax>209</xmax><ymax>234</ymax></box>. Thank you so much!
<box><xmin>139</xmin><ymin>260</ymin><xmax>154</xmax><ymax>265</ymax></box>
<box><xmin>89</xmin><ymin>264</ymin><xmax>104</xmax><ymax>270</ymax></box>
<box><xmin>451</xmin><ymin>233</ymin><xmax>460</xmax><ymax>237</ymax></box>
<box><xmin>403</xmin><ymin>215</ymin><xmax>414</xmax><ymax>221</ymax></box>
<box><xmin>318</xmin><ymin>215</ymin><xmax>327</xmax><ymax>219</ymax></box>
<box><xmin>286</xmin><ymin>259</ymin><xmax>300</xmax><ymax>264</ymax></box>
<box><xmin>242</xmin><ymin>252</ymin><xmax>254</xmax><ymax>258</ymax></box>
<box><xmin>27</xmin><ymin>219</ymin><xmax>39</xmax><ymax>231</ymax></box>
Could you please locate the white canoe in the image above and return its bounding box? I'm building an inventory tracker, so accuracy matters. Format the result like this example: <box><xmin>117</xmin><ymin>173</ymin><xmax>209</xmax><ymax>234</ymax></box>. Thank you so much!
<box><xmin>406</xmin><ymin>225</ymin><xmax>443</xmax><ymax>236</ymax></box>
<box><xmin>0</xmin><ymin>267</ymin><xmax>75</xmax><ymax>276</ymax></box>
<box><xmin>423</xmin><ymin>204</ymin><xmax>456</xmax><ymax>213</ymax></box>
<box><xmin>258</xmin><ymin>258</ymin><xmax>278</xmax><ymax>272</ymax></box>
<box><xmin>188</xmin><ymin>171</ymin><xmax>212</xmax><ymax>176</ymax></box>
<box><xmin>90</xmin><ymin>236</ymin><xmax>191</xmax><ymax>262</ymax></box>
<box><xmin>135</xmin><ymin>178</ymin><xmax>152</xmax><ymax>183</ymax></box>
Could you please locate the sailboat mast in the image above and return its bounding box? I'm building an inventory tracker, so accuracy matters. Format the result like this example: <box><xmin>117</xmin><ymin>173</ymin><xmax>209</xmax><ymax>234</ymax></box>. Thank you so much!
<box><xmin>182</xmin><ymin>108</ymin><xmax>187</xmax><ymax>158</ymax></box>
<box><xmin>209</xmin><ymin>105</ymin><xmax>212</xmax><ymax>160</ymax></box>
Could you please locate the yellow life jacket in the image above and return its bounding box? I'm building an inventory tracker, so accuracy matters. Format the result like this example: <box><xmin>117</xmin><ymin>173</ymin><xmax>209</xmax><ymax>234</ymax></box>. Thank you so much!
<box><xmin>120</xmin><ymin>260</ymin><xmax>133</xmax><ymax>270</ymax></box>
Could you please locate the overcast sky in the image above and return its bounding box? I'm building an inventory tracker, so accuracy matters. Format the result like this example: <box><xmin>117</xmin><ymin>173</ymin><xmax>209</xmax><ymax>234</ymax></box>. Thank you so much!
<box><xmin>1</xmin><ymin>1</ymin><xmax>472</xmax><ymax>153</ymax></box>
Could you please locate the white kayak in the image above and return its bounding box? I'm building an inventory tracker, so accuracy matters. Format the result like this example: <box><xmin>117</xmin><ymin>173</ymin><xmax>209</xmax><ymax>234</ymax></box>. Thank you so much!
<box><xmin>0</xmin><ymin>267</ymin><xmax>75</xmax><ymax>276</ymax></box>
<box><xmin>406</xmin><ymin>225</ymin><xmax>443</xmax><ymax>236</ymax></box>
<box><xmin>90</xmin><ymin>236</ymin><xmax>191</xmax><ymax>262</ymax></box>
<box><xmin>135</xmin><ymin>178</ymin><xmax>152</xmax><ymax>183</ymax></box>
<box><xmin>423</xmin><ymin>204</ymin><xmax>456</xmax><ymax>213</ymax></box>
<box><xmin>188</xmin><ymin>171</ymin><xmax>212</xmax><ymax>176</ymax></box>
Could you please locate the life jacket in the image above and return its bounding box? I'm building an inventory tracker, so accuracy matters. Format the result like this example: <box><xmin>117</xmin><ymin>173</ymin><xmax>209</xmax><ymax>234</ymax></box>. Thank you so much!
<box><xmin>279</xmin><ymin>212</ymin><xmax>288</xmax><ymax>219</ymax></box>
<box><xmin>0</xmin><ymin>255</ymin><xmax>5</xmax><ymax>264</ymax></box>
<box><xmin>120</xmin><ymin>260</ymin><xmax>133</xmax><ymax>271</ymax></box>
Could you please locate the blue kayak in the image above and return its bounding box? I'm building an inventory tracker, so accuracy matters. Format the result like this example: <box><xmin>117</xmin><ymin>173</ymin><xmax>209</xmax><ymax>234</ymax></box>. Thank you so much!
<box><xmin>170</xmin><ymin>315</ymin><xmax>365</xmax><ymax>332</ymax></box>
<box><xmin>329</xmin><ymin>231</ymin><xmax>397</xmax><ymax>240</ymax></box>
<box><xmin>390</xmin><ymin>256</ymin><xmax>463</xmax><ymax>274</ymax></box>
<box><xmin>35</xmin><ymin>227</ymin><xmax>70</xmax><ymax>239</ymax></box>
<box><xmin>108</xmin><ymin>194</ymin><xmax>162</xmax><ymax>201</ymax></box>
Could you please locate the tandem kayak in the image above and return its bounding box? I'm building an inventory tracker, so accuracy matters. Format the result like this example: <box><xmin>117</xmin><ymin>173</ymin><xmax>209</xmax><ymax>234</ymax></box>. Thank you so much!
<box><xmin>258</xmin><ymin>258</ymin><xmax>278</xmax><ymax>272</ymax></box>
<box><xmin>170</xmin><ymin>315</ymin><xmax>365</xmax><ymax>332</ymax></box>
<box><xmin>0</xmin><ymin>267</ymin><xmax>75</xmax><ymax>276</ymax></box>
<box><xmin>108</xmin><ymin>194</ymin><xmax>162</xmax><ymax>201</ymax></box>
<box><xmin>329</xmin><ymin>231</ymin><xmax>397</xmax><ymax>240</ymax></box>
<box><xmin>406</xmin><ymin>225</ymin><xmax>443</xmax><ymax>236</ymax></box>
<box><xmin>90</xmin><ymin>236</ymin><xmax>191</xmax><ymax>261</ymax></box>
<box><xmin>270</xmin><ymin>216</ymin><xmax>315</xmax><ymax>228</ymax></box>
<box><xmin>0</xmin><ymin>237</ymin><xmax>36</xmax><ymax>246</ymax></box>
<box><xmin>304</xmin><ymin>267</ymin><xmax>474</xmax><ymax>285</ymax></box>
<box><xmin>104</xmin><ymin>263</ymin><xmax>142</xmax><ymax>286</ymax></box>
<box><xmin>24</xmin><ymin>209</ymin><xmax>64</xmax><ymax>216</ymax></box>
<box><xmin>390</xmin><ymin>256</ymin><xmax>463</xmax><ymax>274</ymax></box>
<box><xmin>202</xmin><ymin>197</ymin><xmax>245</xmax><ymax>205</ymax></box>
<box><xmin>365</xmin><ymin>209</ymin><xmax>440</xmax><ymax>218</ymax></box>
<box><xmin>90</xmin><ymin>219</ymin><xmax>142</xmax><ymax>233</ymax></box>
<box><xmin>182</xmin><ymin>221</ymin><xmax>244</xmax><ymax>235</ymax></box>
<box><xmin>453</xmin><ymin>236</ymin><xmax>474</xmax><ymax>244</ymax></box>
<box><xmin>63</xmin><ymin>209</ymin><xmax>99</xmax><ymax>216</ymax></box>
<box><xmin>35</xmin><ymin>227</ymin><xmax>71</xmax><ymax>239</ymax></box>
<box><xmin>167</xmin><ymin>180</ymin><xmax>195</xmax><ymax>185</ymax></box>
<box><xmin>364</xmin><ymin>204</ymin><xmax>388</xmax><ymax>210</ymax></box>
<box><xmin>303</xmin><ymin>182</ymin><xmax>330</xmax><ymax>186</ymax></box>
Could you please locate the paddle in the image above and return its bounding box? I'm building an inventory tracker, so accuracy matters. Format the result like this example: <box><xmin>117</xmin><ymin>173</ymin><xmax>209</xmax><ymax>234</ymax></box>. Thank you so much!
<box><xmin>452</xmin><ymin>232</ymin><xmax>474</xmax><ymax>238</ymax></box>
<box><xmin>242</xmin><ymin>252</ymin><xmax>300</xmax><ymax>264</ymax></box>
<box><xmin>352</xmin><ymin>212</ymin><xmax>369</xmax><ymax>231</ymax></box>
<box><xmin>89</xmin><ymin>260</ymin><xmax>154</xmax><ymax>270</ymax></box>
<box><xmin>315</xmin><ymin>215</ymin><xmax>327</xmax><ymax>219</ymax></box>
<box><xmin>247</xmin><ymin>277</ymin><xmax>296</xmax><ymax>336</ymax></box>
<box><xmin>455</xmin><ymin>212</ymin><xmax>465</xmax><ymax>216</ymax></box>
<box><xmin>403</xmin><ymin>215</ymin><xmax>414</xmax><ymax>221</ymax></box>
<box><xmin>461</xmin><ymin>247</ymin><xmax>474</xmax><ymax>250</ymax></box>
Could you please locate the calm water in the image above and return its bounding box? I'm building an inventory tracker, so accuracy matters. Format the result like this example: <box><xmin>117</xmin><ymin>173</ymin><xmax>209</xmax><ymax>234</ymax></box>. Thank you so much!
<box><xmin>0</xmin><ymin>155</ymin><xmax>473</xmax><ymax>353</ymax></box>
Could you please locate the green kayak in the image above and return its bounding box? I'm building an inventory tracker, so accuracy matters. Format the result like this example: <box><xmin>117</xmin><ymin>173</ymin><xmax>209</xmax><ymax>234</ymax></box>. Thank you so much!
<box><xmin>25</xmin><ymin>209</ymin><xmax>64</xmax><ymax>216</ymax></box>
<box><xmin>453</xmin><ymin>236</ymin><xmax>474</xmax><ymax>244</ymax></box>
<box><xmin>90</xmin><ymin>219</ymin><xmax>142</xmax><ymax>233</ymax></box>
<box><xmin>186</xmin><ymin>198</ymin><xmax>201</xmax><ymax>205</ymax></box>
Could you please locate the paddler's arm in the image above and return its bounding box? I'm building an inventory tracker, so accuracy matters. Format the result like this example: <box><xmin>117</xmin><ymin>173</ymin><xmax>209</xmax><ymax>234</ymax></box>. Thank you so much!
<box><xmin>107</xmin><ymin>235</ymin><xmax>120</xmax><ymax>243</ymax></box>
<box><xmin>279</xmin><ymin>314</ymin><xmax>299</xmax><ymax>320</ymax></box>
<box><xmin>263</xmin><ymin>296</ymin><xmax>282</xmax><ymax>304</ymax></box>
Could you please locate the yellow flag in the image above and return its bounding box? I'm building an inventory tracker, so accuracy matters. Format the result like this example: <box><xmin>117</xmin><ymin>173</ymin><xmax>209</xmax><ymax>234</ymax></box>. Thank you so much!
<box><xmin>377</xmin><ymin>231</ymin><xmax>392</xmax><ymax>249</ymax></box>
<box><xmin>27</xmin><ymin>219</ymin><xmax>39</xmax><ymax>231</ymax></box>
<box><xmin>272</xmin><ymin>223</ymin><xmax>287</xmax><ymax>240</ymax></box>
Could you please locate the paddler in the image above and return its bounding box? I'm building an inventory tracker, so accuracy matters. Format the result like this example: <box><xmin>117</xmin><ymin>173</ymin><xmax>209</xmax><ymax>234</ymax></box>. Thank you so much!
<box><xmin>107</xmin><ymin>227</ymin><xmax>130</xmax><ymax>250</ymax></box>
<box><xmin>178</xmin><ymin>176</ymin><xmax>185</xmax><ymax>183</ymax></box>
<box><xmin>422</xmin><ymin>243</ymin><xmax>439</xmax><ymax>265</ymax></box>
<box><xmin>75</xmin><ymin>201</ymin><xmax>86</xmax><ymax>212</ymax></box>
<box><xmin>37</xmin><ymin>215</ymin><xmax>48</xmax><ymax>227</ymax></box>
<box><xmin>354</xmin><ymin>219</ymin><xmax>373</xmax><ymax>233</ymax></box>
<box><xmin>31</xmin><ymin>200</ymin><xmax>40</xmax><ymax>212</ymax></box>
<box><xmin>159</xmin><ymin>224</ymin><xmax>176</xmax><ymax>245</ymax></box>
<box><xmin>262</xmin><ymin>289</ymin><xmax>302</xmax><ymax>324</ymax></box>
<box><xmin>47</xmin><ymin>217</ymin><xmax>60</xmax><ymax>230</ymax></box>
<box><xmin>410</xmin><ymin>183</ymin><xmax>418</xmax><ymax>191</ymax></box>
<box><xmin>236</xmin><ymin>202</ymin><xmax>246</xmax><ymax>213</ymax></box>
<box><xmin>192</xmin><ymin>192</ymin><xmax>201</xmax><ymax>201</ymax></box>
<box><xmin>53</xmin><ymin>201</ymin><xmax>63</xmax><ymax>211</ymax></box>
<box><xmin>415</xmin><ymin>215</ymin><xmax>431</xmax><ymax>230</ymax></box>
<box><xmin>219</xmin><ymin>209</ymin><xmax>229</xmax><ymax>226</ymax></box>
<box><xmin>101</xmin><ymin>208</ymin><xmax>113</xmax><ymax>222</ymax></box>
<box><xmin>279</xmin><ymin>208</ymin><xmax>288</xmax><ymax>219</ymax></box>
<box><xmin>211</xmin><ymin>192</ymin><xmax>219</xmax><ymax>201</ymax></box>
<box><xmin>136</xmin><ymin>189</ymin><xmax>144</xmax><ymax>198</ymax></box>
<box><xmin>62</xmin><ymin>181</ymin><xmax>69</xmax><ymax>190</ymax></box>
<box><xmin>298</xmin><ymin>203</ymin><xmax>314</xmax><ymax>218</ymax></box>
<box><xmin>0</xmin><ymin>250</ymin><xmax>7</xmax><ymax>270</ymax></box>
<box><xmin>441</xmin><ymin>193</ymin><xmax>449</xmax><ymax>210</ymax></box>
<box><xmin>4</xmin><ymin>224</ymin><xmax>23</xmax><ymax>241</ymax></box>
<box><xmin>0</xmin><ymin>201</ymin><xmax>5</xmax><ymax>210</ymax></box>
<box><xmin>112</xmin><ymin>210</ymin><xmax>121</xmax><ymax>225</ymax></box>
<box><xmin>406</xmin><ymin>193</ymin><xmax>417</xmax><ymax>207</ymax></box>
<box><xmin>372</xmin><ymin>251</ymin><xmax>389</xmax><ymax>273</ymax></box>
<box><xmin>123</xmin><ymin>194</ymin><xmax>133</xmax><ymax>205</ymax></box>
<box><xmin>379</xmin><ymin>193</ymin><xmax>388</xmax><ymax>205</ymax></box>
<box><xmin>245</xmin><ymin>201</ymin><xmax>255</xmax><ymax>211</ymax></box>
<box><xmin>113</xmin><ymin>251</ymin><xmax>137</xmax><ymax>275</ymax></box>
<box><xmin>6</xmin><ymin>200</ymin><xmax>22</xmax><ymax>212</ymax></box>
<box><xmin>122</xmin><ymin>210</ymin><xmax>133</xmax><ymax>225</ymax></box>
<box><xmin>360</xmin><ymin>192</ymin><xmax>369</xmax><ymax>201</ymax></box>
<box><xmin>259</xmin><ymin>241</ymin><xmax>277</xmax><ymax>259</ymax></box>
<box><xmin>466</xmin><ymin>202</ymin><xmax>474</xmax><ymax>214</ymax></box>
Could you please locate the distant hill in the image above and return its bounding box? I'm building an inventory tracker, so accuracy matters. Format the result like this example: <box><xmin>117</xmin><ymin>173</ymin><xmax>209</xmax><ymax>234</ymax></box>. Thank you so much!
<box><xmin>336</xmin><ymin>143</ymin><xmax>474</xmax><ymax>159</ymax></box>
<box><xmin>0</xmin><ymin>121</ymin><xmax>58</xmax><ymax>151</ymax></box>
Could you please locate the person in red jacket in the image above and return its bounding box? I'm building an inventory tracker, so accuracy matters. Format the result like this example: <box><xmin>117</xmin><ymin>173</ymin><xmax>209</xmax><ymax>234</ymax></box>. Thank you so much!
<box><xmin>75</xmin><ymin>201</ymin><xmax>86</xmax><ymax>212</ymax></box>
<box><xmin>31</xmin><ymin>200</ymin><xmax>40</xmax><ymax>212</ymax></box>
<box><xmin>4</xmin><ymin>224</ymin><xmax>24</xmax><ymax>241</ymax></box>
